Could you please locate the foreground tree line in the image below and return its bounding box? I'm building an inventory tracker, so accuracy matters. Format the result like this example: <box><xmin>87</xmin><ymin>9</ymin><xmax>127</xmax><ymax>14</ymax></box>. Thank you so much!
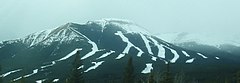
<box><xmin>1</xmin><ymin>51</ymin><xmax>240</xmax><ymax>83</ymax></box>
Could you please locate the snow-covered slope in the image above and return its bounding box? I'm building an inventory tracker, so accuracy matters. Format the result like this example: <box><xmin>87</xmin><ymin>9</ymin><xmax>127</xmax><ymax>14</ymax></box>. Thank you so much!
<box><xmin>0</xmin><ymin>19</ymin><xmax>232</xmax><ymax>83</ymax></box>
<box><xmin>89</xmin><ymin>18</ymin><xmax>150</xmax><ymax>34</ymax></box>
<box><xmin>20</xmin><ymin>23</ymin><xmax>87</xmax><ymax>47</ymax></box>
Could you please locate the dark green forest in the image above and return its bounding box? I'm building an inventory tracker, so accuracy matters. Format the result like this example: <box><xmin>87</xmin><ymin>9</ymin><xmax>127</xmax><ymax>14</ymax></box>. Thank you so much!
<box><xmin>1</xmin><ymin>51</ymin><xmax>240</xmax><ymax>83</ymax></box>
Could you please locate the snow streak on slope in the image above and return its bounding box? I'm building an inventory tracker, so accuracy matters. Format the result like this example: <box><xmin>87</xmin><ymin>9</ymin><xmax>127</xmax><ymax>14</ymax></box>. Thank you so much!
<box><xmin>69</xmin><ymin>28</ymin><xmax>100</xmax><ymax>60</ymax></box>
<box><xmin>182</xmin><ymin>51</ymin><xmax>191</xmax><ymax>57</ymax></box>
<box><xmin>41</xmin><ymin>61</ymin><xmax>56</xmax><ymax>69</ymax></box>
<box><xmin>149</xmin><ymin>37</ymin><xmax>166</xmax><ymax>58</ymax></box>
<box><xmin>141</xmin><ymin>63</ymin><xmax>153</xmax><ymax>74</ymax></box>
<box><xmin>21</xmin><ymin>23</ymin><xmax>87</xmax><ymax>47</ymax></box>
<box><xmin>57</xmin><ymin>48</ymin><xmax>82</xmax><ymax>61</ymax></box>
<box><xmin>53</xmin><ymin>79</ymin><xmax>59</xmax><ymax>82</ymax></box>
<box><xmin>40</xmin><ymin>27</ymin><xmax>84</xmax><ymax>46</ymax></box>
<box><xmin>139</xmin><ymin>34</ymin><xmax>153</xmax><ymax>55</ymax></box>
<box><xmin>165</xmin><ymin>47</ymin><xmax>180</xmax><ymax>63</ymax></box>
<box><xmin>24</xmin><ymin>69</ymin><xmax>38</xmax><ymax>78</ymax></box>
<box><xmin>151</xmin><ymin>56</ymin><xmax>157</xmax><ymax>61</ymax></box>
<box><xmin>186</xmin><ymin>58</ymin><xmax>195</xmax><ymax>63</ymax></box>
<box><xmin>77</xmin><ymin>65</ymin><xmax>84</xmax><ymax>69</ymax></box>
<box><xmin>22</xmin><ymin>29</ymin><xmax>52</xmax><ymax>47</ymax></box>
<box><xmin>81</xmin><ymin>40</ymin><xmax>100</xmax><ymax>59</ymax></box>
<box><xmin>0</xmin><ymin>69</ymin><xmax>22</xmax><ymax>77</ymax></box>
<box><xmin>85</xmin><ymin>61</ymin><xmax>104</xmax><ymax>72</ymax></box>
<box><xmin>197</xmin><ymin>53</ymin><xmax>208</xmax><ymax>59</ymax></box>
<box><xmin>97</xmin><ymin>51</ymin><xmax>115</xmax><ymax>59</ymax></box>
<box><xmin>36</xmin><ymin>79</ymin><xmax>46</xmax><ymax>83</ymax></box>
<box><xmin>114</xmin><ymin>31</ymin><xmax>144</xmax><ymax>59</ymax></box>
<box><xmin>14</xmin><ymin>69</ymin><xmax>38</xmax><ymax>81</ymax></box>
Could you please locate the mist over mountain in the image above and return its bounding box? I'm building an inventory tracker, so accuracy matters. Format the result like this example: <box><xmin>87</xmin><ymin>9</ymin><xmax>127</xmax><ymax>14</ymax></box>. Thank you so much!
<box><xmin>156</xmin><ymin>32</ymin><xmax>240</xmax><ymax>56</ymax></box>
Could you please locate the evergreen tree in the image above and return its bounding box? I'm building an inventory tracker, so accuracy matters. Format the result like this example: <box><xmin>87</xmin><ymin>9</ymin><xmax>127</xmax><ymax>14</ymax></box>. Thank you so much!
<box><xmin>159</xmin><ymin>63</ymin><xmax>173</xmax><ymax>83</ymax></box>
<box><xmin>0</xmin><ymin>65</ymin><xmax>2</xmax><ymax>83</ymax></box>
<box><xmin>123</xmin><ymin>56</ymin><xmax>134</xmax><ymax>83</ymax></box>
<box><xmin>174</xmin><ymin>71</ymin><xmax>185</xmax><ymax>83</ymax></box>
<box><xmin>237</xmin><ymin>71</ymin><xmax>240</xmax><ymax>83</ymax></box>
<box><xmin>148</xmin><ymin>72</ymin><xmax>155</xmax><ymax>83</ymax></box>
<box><xmin>68</xmin><ymin>51</ymin><xmax>84</xmax><ymax>83</ymax></box>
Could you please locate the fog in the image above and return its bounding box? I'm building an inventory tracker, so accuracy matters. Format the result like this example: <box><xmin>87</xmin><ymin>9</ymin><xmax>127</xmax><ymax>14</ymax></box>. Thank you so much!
<box><xmin>0</xmin><ymin>0</ymin><xmax>240</xmax><ymax>41</ymax></box>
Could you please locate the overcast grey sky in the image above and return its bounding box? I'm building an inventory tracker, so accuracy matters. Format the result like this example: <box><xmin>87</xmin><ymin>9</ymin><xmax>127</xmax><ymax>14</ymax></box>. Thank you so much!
<box><xmin>0</xmin><ymin>0</ymin><xmax>240</xmax><ymax>41</ymax></box>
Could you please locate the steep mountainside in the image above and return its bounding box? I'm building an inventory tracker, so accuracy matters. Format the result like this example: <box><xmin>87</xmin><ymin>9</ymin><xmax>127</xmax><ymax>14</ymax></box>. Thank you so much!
<box><xmin>0</xmin><ymin>19</ymin><xmax>239</xmax><ymax>83</ymax></box>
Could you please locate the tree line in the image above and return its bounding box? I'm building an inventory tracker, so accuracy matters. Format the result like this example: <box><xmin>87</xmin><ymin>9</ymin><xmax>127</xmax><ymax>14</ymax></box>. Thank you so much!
<box><xmin>1</xmin><ymin>51</ymin><xmax>240</xmax><ymax>83</ymax></box>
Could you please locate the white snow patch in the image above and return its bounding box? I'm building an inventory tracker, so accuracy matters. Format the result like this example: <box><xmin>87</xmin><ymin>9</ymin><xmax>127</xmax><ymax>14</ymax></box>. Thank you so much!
<box><xmin>149</xmin><ymin>37</ymin><xmax>166</xmax><ymax>58</ymax></box>
<box><xmin>85</xmin><ymin>61</ymin><xmax>104</xmax><ymax>72</ymax></box>
<box><xmin>57</xmin><ymin>48</ymin><xmax>82</xmax><ymax>61</ymax></box>
<box><xmin>53</xmin><ymin>79</ymin><xmax>59</xmax><ymax>82</ymax></box>
<box><xmin>70</xmin><ymin>28</ymin><xmax>100</xmax><ymax>60</ymax></box>
<box><xmin>94</xmin><ymin>18</ymin><xmax>150</xmax><ymax>34</ymax></box>
<box><xmin>97</xmin><ymin>51</ymin><xmax>115</xmax><ymax>59</ymax></box>
<box><xmin>25</xmin><ymin>69</ymin><xmax>37</xmax><ymax>78</ymax></box>
<box><xmin>36</xmin><ymin>79</ymin><xmax>46</xmax><ymax>83</ymax></box>
<box><xmin>0</xmin><ymin>69</ymin><xmax>22</xmax><ymax>77</ymax></box>
<box><xmin>139</xmin><ymin>34</ymin><xmax>153</xmax><ymax>55</ymax></box>
<box><xmin>114</xmin><ymin>31</ymin><xmax>144</xmax><ymax>59</ymax></box>
<box><xmin>163</xmin><ymin>60</ymin><xmax>169</xmax><ymax>64</ymax></box>
<box><xmin>136</xmin><ymin>50</ymin><xmax>144</xmax><ymax>57</ymax></box>
<box><xmin>197</xmin><ymin>53</ymin><xmax>208</xmax><ymax>59</ymax></box>
<box><xmin>77</xmin><ymin>65</ymin><xmax>84</xmax><ymax>69</ymax></box>
<box><xmin>41</xmin><ymin>61</ymin><xmax>56</xmax><ymax>69</ymax></box>
<box><xmin>26</xmin><ymin>29</ymin><xmax>53</xmax><ymax>47</ymax></box>
<box><xmin>14</xmin><ymin>69</ymin><xmax>38</xmax><ymax>81</ymax></box>
<box><xmin>151</xmin><ymin>56</ymin><xmax>157</xmax><ymax>61</ymax></box>
<box><xmin>81</xmin><ymin>41</ymin><xmax>99</xmax><ymax>59</ymax></box>
<box><xmin>182</xmin><ymin>51</ymin><xmax>191</xmax><ymax>57</ymax></box>
<box><xmin>13</xmin><ymin>77</ymin><xmax>22</xmax><ymax>82</ymax></box>
<box><xmin>33</xmin><ymin>69</ymin><xmax>38</xmax><ymax>73</ymax></box>
<box><xmin>141</xmin><ymin>63</ymin><xmax>153</xmax><ymax>74</ymax></box>
<box><xmin>186</xmin><ymin>58</ymin><xmax>195</xmax><ymax>63</ymax></box>
<box><xmin>24</xmin><ymin>69</ymin><xmax>38</xmax><ymax>78</ymax></box>
<box><xmin>166</xmin><ymin>47</ymin><xmax>180</xmax><ymax>63</ymax></box>
<box><xmin>116</xmin><ymin>53</ymin><xmax>126</xmax><ymax>59</ymax></box>
<box><xmin>90</xmin><ymin>19</ymin><xmax>108</xmax><ymax>32</ymax></box>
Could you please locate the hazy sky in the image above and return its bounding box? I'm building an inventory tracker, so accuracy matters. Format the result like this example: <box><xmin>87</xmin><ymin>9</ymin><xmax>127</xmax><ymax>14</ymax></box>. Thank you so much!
<box><xmin>0</xmin><ymin>0</ymin><xmax>240</xmax><ymax>41</ymax></box>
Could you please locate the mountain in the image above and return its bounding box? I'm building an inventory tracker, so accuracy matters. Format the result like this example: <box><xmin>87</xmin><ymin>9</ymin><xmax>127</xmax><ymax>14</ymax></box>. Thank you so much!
<box><xmin>156</xmin><ymin>32</ymin><xmax>240</xmax><ymax>56</ymax></box>
<box><xmin>0</xmin><ymin>19</ymin><xmax>240</xmax><ymax>83</ymax></box>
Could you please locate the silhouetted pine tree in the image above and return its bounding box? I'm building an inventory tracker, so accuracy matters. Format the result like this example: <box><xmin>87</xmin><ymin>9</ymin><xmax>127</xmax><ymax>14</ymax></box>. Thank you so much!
<box><xmin>174</xmin><ymin>71</ymin><xmax>185</xmax><ymax>83</ymax></box>
<box><xmin>159</xmin><ymin>63</ymin><xmax>173</xmax><ymax>83</ymax></box>
<box><xmin>68</xmin><ymin>51</ymin><xmax>84</xmax><ymax>83</ymax></box>
<box><xmin>237</xmin><ymin>71</ymin><xmax>240</xmax><ymax>83</ymax></box>
<box><xmin>148</xmin><ymin>72</ymin><xmax>155</xmax><ymax>83</ymax></box>
<box><xmin>0</xmin><ymin>65</ymin><xmax>2</xmax><ymax>83</ymax></box>
<box><xmin>123</xmin><ymin>56</ymin><xmax>134</xmax><ymax>83</ymax></box>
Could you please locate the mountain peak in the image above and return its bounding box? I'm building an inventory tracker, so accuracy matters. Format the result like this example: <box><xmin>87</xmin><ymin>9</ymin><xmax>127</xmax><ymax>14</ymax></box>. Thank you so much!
<box><xmin>87</xmin><ymin>18</ymin><xmax>150</xmax><ymax>34</ymax></box>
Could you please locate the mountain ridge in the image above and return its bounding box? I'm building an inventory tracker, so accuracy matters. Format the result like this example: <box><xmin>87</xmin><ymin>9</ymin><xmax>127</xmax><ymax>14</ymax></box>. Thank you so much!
<box><xmin>0</xmin><ymin>19</ymin><xmax>239</xmax><ymax>83</ymax></box>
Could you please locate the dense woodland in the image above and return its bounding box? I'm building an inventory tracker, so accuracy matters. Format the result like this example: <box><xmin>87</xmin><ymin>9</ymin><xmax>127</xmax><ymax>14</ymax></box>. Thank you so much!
<box><xmin>0</xmin><ymin>51</ymin><xmax>240</xmax><ymax>83</ymax></box>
